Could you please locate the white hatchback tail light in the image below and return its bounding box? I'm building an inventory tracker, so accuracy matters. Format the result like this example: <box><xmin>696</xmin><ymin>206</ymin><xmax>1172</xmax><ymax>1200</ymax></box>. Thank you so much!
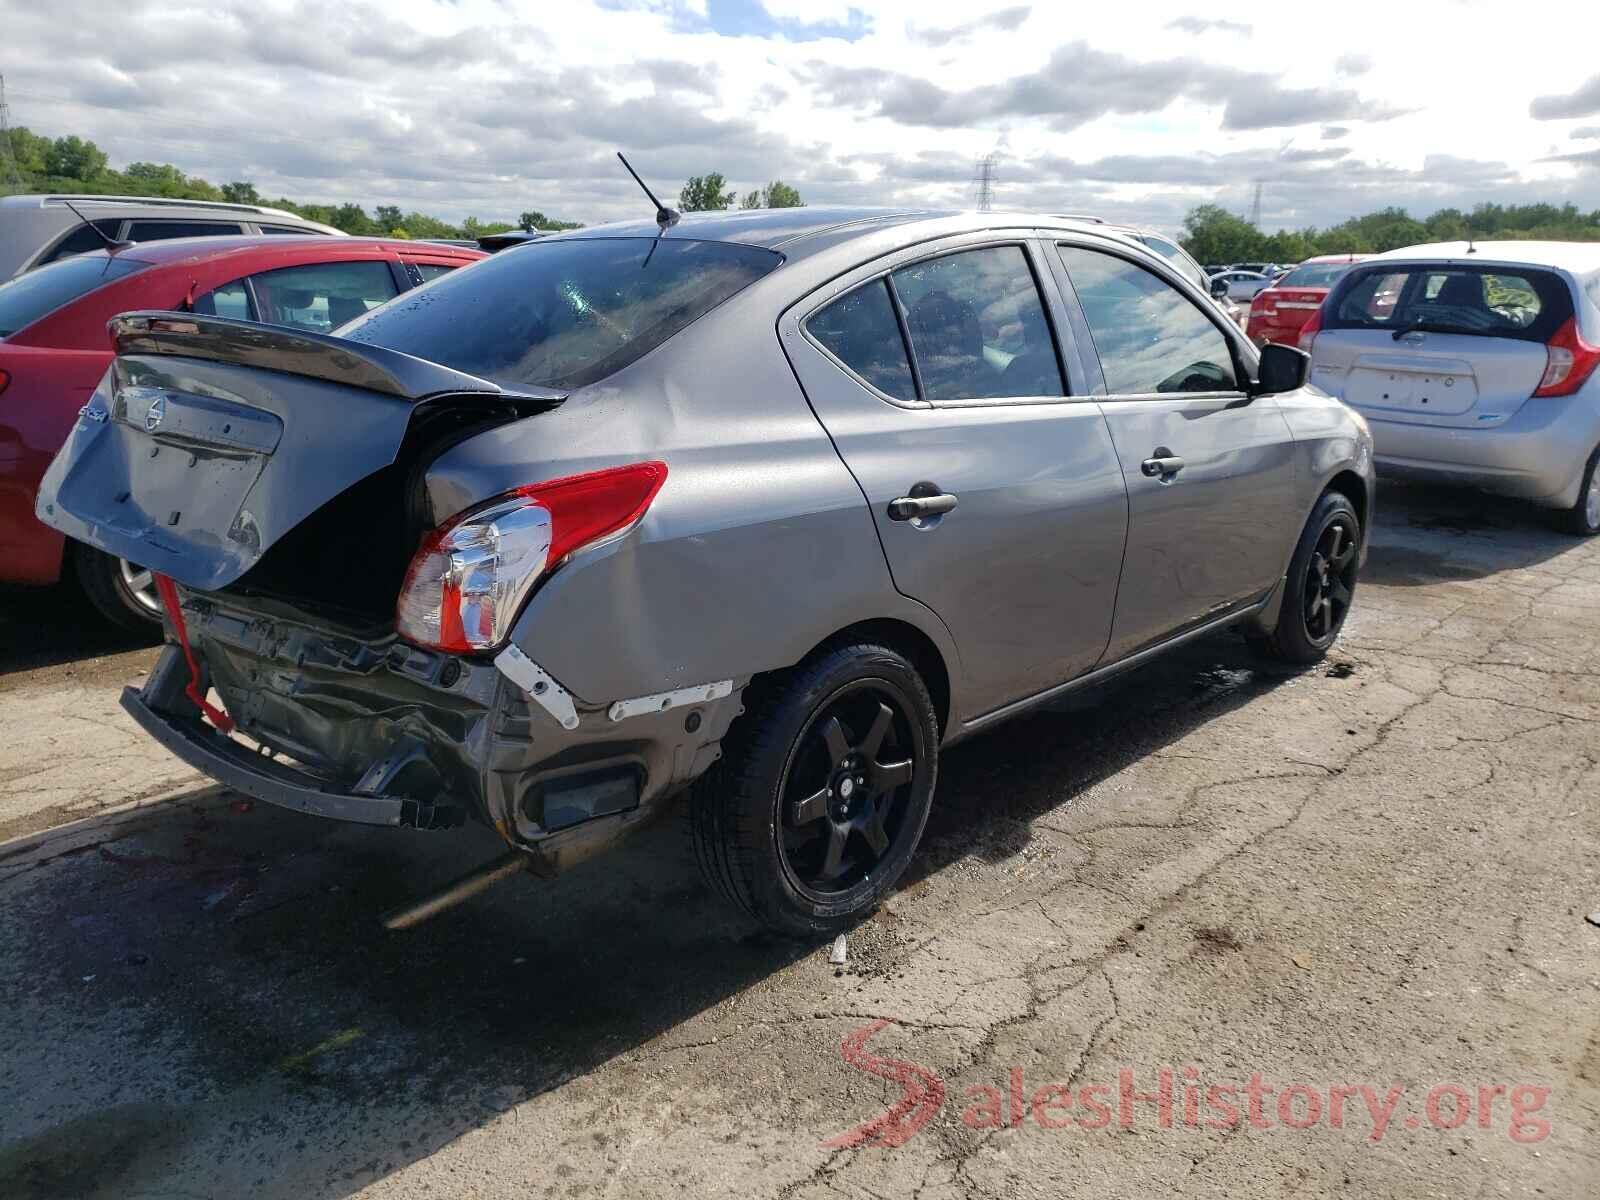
<box><xmin>1533</xmin><ymin>316</ymin><xmax>1600</xmax><ymax>398</ymax></box>
<box><xmin>396</xmin><ymin>461</ymin><xmax>667</xmax><ymax>653</ymax></box>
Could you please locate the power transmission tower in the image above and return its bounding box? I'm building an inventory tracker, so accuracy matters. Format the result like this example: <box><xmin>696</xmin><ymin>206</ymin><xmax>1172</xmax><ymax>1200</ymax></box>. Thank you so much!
<box><xmin>0</xmin><ymin>76</ymin><xmax>24</xmax><ymax>190</ymax></box>
<box><xmin>1249</xmin><ymin>180</ymin><xmax>1263</xmax><ymax>228</ymax></box>
<box><xmin>972</xmin><ymin>153</ymin><xmax>997</xmax><ymax>212</ymax></box>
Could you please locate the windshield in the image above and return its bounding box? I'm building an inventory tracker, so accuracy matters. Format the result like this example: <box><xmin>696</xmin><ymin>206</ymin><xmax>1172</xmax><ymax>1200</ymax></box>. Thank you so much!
<box><xmin>1142</xmin><ymin>236</ymin><xmax>1208</xmax><ymax>289</ymax></box>
<box><xmin>0</xmin><ymin>254</ymin><xmax>149</xmax><ymax>338</ymax></box>
<box><xmin>1327</xmin><ymin>264</ymin><xmax>1571</xmax><ymax>342</ymax></box>
<box><xmin>342</xmin><ymin>236</ymin><xmax>782</xmax><ymax>390</ymax></box>
<box><xmin>1279</xmin><ymin>261</ymin><xmax>1357</xmax><ymax>289</ymax></box>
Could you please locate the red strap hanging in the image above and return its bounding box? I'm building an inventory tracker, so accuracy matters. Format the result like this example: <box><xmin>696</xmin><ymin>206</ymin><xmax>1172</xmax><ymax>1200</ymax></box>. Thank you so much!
<box><xmin>154</xmin><ymin>573</ymin><xmax>236</xmax><ymax>734</ymax></box>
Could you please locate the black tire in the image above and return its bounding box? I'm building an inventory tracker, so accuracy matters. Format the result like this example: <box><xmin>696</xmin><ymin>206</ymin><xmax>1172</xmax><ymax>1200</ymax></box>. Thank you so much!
<box><xmin>1249</xmin><ymin>490</ymin><xmax>1361</xmax><ymax>665</ymax></box>
<box><xmin>1556</xmin><ymin>445</ymin><xmax>1600</xmax><ymax>537</ymax></box>
<box><xmin>72</xmin><ymin>543</ymin><xmax>163</xmax><ymax>635</ymax></box>
<box><xmin>689</xmin><ymin>641</ymin><xmax>939</xmax><ymax>937</ymax></box>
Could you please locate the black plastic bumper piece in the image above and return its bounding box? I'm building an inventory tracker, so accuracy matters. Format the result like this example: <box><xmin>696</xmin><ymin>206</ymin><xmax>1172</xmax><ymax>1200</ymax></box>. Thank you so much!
<box><xmin>120</xmin><ymin>686</ymin><xmax>464</xmax><ymax>830</ymax></box>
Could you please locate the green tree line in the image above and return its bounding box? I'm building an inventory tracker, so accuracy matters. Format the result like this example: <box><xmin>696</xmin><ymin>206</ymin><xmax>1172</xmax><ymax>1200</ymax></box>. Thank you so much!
<box><xmin>679</xmin><ymin>173</ymin><xmax>804</xmax><ymax>212</ymax></box>
<box><xmin>1180</xmin><ymin>202</ymin><xmax>1600</xmax><ymax>265</ymax></box>
<box><xmin>0</xmin><ymin>126</ymin><xmax>582</xmax><ymax>238</ymax></box>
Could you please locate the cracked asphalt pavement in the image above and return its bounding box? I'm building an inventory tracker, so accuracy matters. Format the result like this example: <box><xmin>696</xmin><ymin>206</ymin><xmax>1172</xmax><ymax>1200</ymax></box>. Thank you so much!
<box><xmin>2</xmin><ymin>481</ymin><xmax>1597</xmax><ymax>1199</ymax></box>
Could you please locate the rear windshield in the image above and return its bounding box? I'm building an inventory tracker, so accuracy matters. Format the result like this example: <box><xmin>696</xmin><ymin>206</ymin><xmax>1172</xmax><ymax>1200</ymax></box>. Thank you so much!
<box><xmin>342</xmin><ymin>236</ymin><xmax>782</xmax><ymax>390</ymax></box>
<box><xmin>1325</xmin><ymin>264</ymin><xmax>1571</xmax><ymax>342</ymax></box>
<box><xmin>0</xmin><ymin>254</ymin><xmax>148</xmax><ymax>338</ymax></box>
<box><xmin>1278</xmin><ymin>261</ymin><xmax>1358</xmax><ymax>289</ymax></box>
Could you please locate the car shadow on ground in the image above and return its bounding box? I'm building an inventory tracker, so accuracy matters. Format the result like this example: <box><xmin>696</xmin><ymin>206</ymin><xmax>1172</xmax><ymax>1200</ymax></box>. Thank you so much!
<box><xmin>0</xmin><ymin>626</ymin><xmax>1305</xmax><ymax>1200</ymax></box>
<box><xmin>0</xmin><ymin>582</ymin><xmax>158</xmax><ymax>677</ymax></box>
<box><xmin>1361</xmin><ymin>480</ymin><xmax>1584</xmax><ymax>587</ymax></box>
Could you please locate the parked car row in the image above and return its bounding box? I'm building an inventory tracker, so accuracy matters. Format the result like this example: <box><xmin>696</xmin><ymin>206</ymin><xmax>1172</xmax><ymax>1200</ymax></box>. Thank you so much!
<box><xmin>1246</xmin><ymin>254</ymin><xmax>1370</xmax><ymax>346</ymax></box>
<box><xmin>7</xmin><ymin>194</ymin><xmax>1595</xmax><ymax>933</ymax></box>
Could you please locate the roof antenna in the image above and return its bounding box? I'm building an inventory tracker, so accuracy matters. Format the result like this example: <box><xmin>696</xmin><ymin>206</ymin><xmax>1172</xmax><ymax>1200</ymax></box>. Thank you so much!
<box><xmin>60</xmin><ymin>198</ymin><xmax>135</xmax><ymax>254</ymax></box>
<box><xmin>1466</xmin><ymin>228</ymin><xmax>1477</xmax><ymax>255</ymax></box>
<box><xmin>616</xmin><ymin>152</ymin><xmax>679</xmax><ymax>233</ymax></box>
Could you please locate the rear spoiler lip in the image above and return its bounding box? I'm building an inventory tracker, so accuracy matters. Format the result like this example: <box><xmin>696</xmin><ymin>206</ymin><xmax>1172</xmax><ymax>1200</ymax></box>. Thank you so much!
<box><xmin>108</xmin><ymin>311</ymin><xmax>566</xmax><ymax>404</ymax></box>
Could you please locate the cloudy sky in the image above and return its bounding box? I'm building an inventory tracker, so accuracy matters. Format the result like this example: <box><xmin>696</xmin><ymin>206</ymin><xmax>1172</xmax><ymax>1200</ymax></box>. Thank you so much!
<box><xmin>5</xmin><ymin>0</ymin><xmax>1600</xmax><ymax>233</ymax></box>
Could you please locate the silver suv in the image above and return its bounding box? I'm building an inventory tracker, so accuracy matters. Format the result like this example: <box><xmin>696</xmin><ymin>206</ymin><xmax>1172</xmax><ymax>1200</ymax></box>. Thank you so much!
<box><xmin>38</xmin><ymin>207</ymin><xmax>1373</xmax><ymax>935</ymax></box>
<box><xmin>0</xmin><ymin>194</ymin><xmax>343</xmax><ymax>278</ymax></box>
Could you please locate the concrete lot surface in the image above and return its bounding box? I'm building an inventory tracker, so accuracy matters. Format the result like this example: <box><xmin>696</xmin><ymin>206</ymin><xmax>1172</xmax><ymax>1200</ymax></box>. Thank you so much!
<box><xmin>1</xmin><ymin>481</ymin><xmax>1597</xmax><ymax>1199</ymax></box>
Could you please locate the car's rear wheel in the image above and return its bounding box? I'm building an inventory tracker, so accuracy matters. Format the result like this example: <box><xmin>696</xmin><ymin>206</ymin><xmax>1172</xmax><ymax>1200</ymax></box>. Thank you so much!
<box><xmin>73</xmin><ymin>543</ymin><xmax>163</xmax><ymax>634</ymax></box>
<box><xmin>1558</xmin><ymin>445</ymin><xmax>1600</xmax><ymax>537</ymax></box>
<box><xmin>689</xmin><ymin>641</ymin><xmax>938</xmax><ymax>937</ymax></box>
<box><xmin>1248</xmin><ymin>490</ymin><xmax>1361</xmax><ymax>665</ymax></box>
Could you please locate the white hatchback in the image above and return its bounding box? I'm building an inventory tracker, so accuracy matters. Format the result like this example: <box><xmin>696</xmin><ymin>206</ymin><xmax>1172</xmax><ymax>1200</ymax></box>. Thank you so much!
<box><xmin>1303</xmin><ymin>241</ymin><xmax>1600</xmax><ymax>534</ymax></box>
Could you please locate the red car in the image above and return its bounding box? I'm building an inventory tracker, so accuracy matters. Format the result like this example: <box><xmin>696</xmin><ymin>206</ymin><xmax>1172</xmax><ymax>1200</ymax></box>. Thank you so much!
<box><xmin>1245</xmin><ymin>254</ymin><xmax>1370</xmax><ymax>347</ymax></box>
<box><xmin>0</xmin><ymin>236</ymin><xmax>484</xmax><ymax>628</ymax></box>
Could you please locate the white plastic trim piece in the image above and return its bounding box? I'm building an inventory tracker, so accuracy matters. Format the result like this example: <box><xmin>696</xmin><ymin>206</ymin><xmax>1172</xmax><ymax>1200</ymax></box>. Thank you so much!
<box><xmin>494</xmin><ymin>645</ymin><xmax>579</xmax><ymax>730</ymax></box>
<box><xmin>607</xmin><ymin>679</ymin><xmax>733</xmax><ymax>723</ymax></box>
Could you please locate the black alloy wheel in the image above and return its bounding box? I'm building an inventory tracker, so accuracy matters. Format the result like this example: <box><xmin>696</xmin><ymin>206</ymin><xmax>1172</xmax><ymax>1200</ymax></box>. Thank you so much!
<box><xmin>1248</xmin><ymin>489</ymin><xmax>1362</xmax><ymax>664</ymax></box>
<box><xmin>1303</xmin><ymin>517</ymin><xmax>1359</xmax><ymax>644</ymax></box>
<box><xmin>689</xmin><ymin>640</ymin><xmax>939</xmax><ymax>936</ymax></box>
<box><xmin>777</xmin><ymin>681</ymin><xmax>918</xmax><ymax>899</ymax></box>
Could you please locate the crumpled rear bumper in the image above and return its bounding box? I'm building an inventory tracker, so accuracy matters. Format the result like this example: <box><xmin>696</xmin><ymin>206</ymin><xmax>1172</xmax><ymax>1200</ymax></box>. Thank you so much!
<box><xmin>129</xmin><ymin>591</ymin><xmax>747</xmax><ymax>855</ymax></box>
<box><xmin>121</xmin><ymin>676</ymin><xmax>465</xmax><ymax>829</ymax></box>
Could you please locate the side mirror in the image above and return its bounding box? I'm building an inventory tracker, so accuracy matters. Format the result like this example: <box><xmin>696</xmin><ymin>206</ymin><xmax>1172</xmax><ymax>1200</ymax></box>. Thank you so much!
<box><xmin>1254</xmin><ymin>342</ymin><xmax>1310</xmax><ymax>395</ymax></box>
<box><xmin>1209</xmin><ymin>277</ymin><xmax>1229</xmax><ymax>299</ymax></box>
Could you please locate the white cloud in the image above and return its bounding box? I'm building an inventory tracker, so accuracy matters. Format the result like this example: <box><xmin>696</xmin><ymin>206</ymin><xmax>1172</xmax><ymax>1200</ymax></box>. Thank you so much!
<box><xmin>2</xmin><ymin>0</ymin><xmax>1596</xmax><ymax>235</ymax></box>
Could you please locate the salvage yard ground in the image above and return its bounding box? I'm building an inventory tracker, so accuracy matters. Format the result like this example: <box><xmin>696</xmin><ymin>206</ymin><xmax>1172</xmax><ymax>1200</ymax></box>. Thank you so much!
<box><xmin>1</xmin><ymin>481</ymin><xmax>1597</xmax><ymax>1199</ymax></box>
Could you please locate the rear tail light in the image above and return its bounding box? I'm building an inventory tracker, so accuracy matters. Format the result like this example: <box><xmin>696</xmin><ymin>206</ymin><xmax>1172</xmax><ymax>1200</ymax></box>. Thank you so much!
<box><xmin>1251</xmin><ymin>293</ymin><xmax>1271</xmax><ymax>313</ymax></box>
<box><xmin>0</xmin><ymin>368</ymin><xmax>9</xmax><ymax>395</ymax></box>
<box><xmin>1533</xmin><ymin>316</ymin><xmax>1600</xmax><ymax>398</ymax></box>
<box><xmin>396</xmin><ymin>461</ymin><xmax>668</xmax><ymax>653</ymax></box>
<box><xmin>1297</xmin><ymin>305</ymin><xmax>1324</xmax><ymax>353</ymax></box>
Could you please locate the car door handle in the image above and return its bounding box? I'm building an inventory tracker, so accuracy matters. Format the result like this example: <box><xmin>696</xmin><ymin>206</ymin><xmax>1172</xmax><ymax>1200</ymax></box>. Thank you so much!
<box><xmin>1141</xmin><ymin>454</ymin><xmax>1185</xmax><ymax>478</ymax></box>
<box><xmin>887</xmin><ymin>492</ymin><xmax>958</xmax><ymax>521</ymax></box>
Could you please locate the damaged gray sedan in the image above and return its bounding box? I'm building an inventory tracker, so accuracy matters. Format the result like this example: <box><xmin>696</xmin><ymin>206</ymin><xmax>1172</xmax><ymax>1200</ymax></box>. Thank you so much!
<box><xmin>36</xmin><ymin>207</ymin><xmax>1373</xmax><ymax>935</ymax></box>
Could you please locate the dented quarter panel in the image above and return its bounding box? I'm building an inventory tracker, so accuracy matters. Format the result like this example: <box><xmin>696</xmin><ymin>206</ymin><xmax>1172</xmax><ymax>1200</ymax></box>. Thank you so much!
<box><xmin>180</xmin><ymin>590</ymin><xmax>749</xmax><ymax>847</ymax></box>
<box><xmin>1272</xmin><ymin>388</ymin><xmax>1377</xmax><ymax>559</ymax></box>
<box><xmin>421</xmin><ymin>259</ymin><xmax>967</xmax><ymax>716</ymax></box>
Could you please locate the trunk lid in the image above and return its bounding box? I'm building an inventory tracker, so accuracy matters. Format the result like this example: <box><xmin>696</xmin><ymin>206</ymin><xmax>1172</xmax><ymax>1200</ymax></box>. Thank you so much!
<box><xmin>1310</xmin><ymin>328</ymin><xmax>1548</xmax><ymax>427</ymax></box>
<box><xmin>35</xmin><ymin>312</ymin><xmax>562</xmax><ymax>592</ymax></box>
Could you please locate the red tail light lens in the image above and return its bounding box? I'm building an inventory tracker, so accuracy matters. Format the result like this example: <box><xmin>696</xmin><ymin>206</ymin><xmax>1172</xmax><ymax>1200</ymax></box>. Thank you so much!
<box><xmin>1533</xmin><ymin>316</ymin><xmax>1600</xmax><ymax>398</ymax></box>
<box><xmin>396</xmin><ymin>461</ymin><xmax>668</xmax><ymax>653</ymax></box>
<box><xmin>0</xmin><ymin>368</ymin><xmax>10</xmax><ymax>395</ymax></box>
<box><xmin>1296</xmin><ymin>305</ymin><xmax>1324</xmax><ymax>353</ymax></box>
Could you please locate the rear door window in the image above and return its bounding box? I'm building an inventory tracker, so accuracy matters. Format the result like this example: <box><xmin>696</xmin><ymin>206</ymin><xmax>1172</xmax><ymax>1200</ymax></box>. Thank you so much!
<box><xmin>1329</xmin><ymin>265</ymin><xmax>1570</xmax><ymax>341</ymax></box>
<box><xmin>247</xmin><ymin>260</ymin><xmax>400</xmax><ymax>332</ymax></box>
<box><xmin>889</xmin><ymin>245</ymin><xmax>1065</xmax><ymax>400</ymax></box>
<box><xmin>1059</xmin><ymin>245</ymin><xmax>1238</xmax><ymax>395</ymax></box>
<box><xmin>807</xmin><ymin>279</ymin><xmax>917</xmax><ymax>401</ymax></box>
<box><xmin>0</xmin><ymin>254</ymin><xmax>148</xmax><ymax>338</ymax></box>
<box><xmin>124</xmin><ymin>220</ymin><xmax>245</xmax><ymax>242</ymax></box>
